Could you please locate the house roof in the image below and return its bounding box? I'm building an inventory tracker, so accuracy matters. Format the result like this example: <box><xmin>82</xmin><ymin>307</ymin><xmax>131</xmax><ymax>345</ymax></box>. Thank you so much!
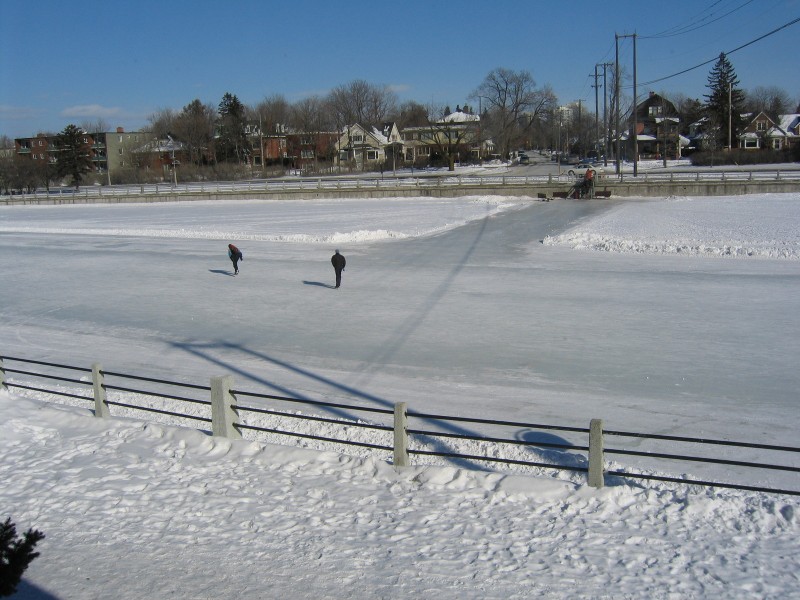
<box><xmin>442</xmin><ymin>110</ymin><xmax>479</xmax><ymax>123</ymax></box>
<box><xmin>778</xmin><ymin>114</ymin><xmax>800</xmax><ymax>134</ymax></box>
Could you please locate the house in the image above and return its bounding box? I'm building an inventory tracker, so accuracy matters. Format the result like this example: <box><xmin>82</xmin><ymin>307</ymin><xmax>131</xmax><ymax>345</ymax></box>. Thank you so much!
<box><xmin>285</xmin><ymin>130</ymin><xmax>339</xmax><ymax>172</ymax></box>
<box><xmin>779</xmin><ymin>114</ymin><xmax>800</xmax><ymax>140</ymax></box>
<box><xmin>401</xmin><ymin>107</ymin><xmax>484</xmax><ymax>164</ymax></box>
<box><xmin>739</xmin><ymin>112</ymin><xmax>800</xmax><ymax>150</ymax></box>
<box><xmin>133</xmin><ymin>136</ymin><xmax>187</xmax><ymax>180</ymax></box>
<box><xmin>335</xmin><ymin>123</ymin><xmax>390</xmax><ymax>170</ymax></box>
<box><xmin>625</xmin><ymin>92</ymin><xmax>684</xmax><ymax>159</ymax></box>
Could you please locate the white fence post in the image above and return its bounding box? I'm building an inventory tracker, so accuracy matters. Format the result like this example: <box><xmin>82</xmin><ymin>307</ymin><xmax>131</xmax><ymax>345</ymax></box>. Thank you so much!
<box><xmin>92</xmin><ymin>363</ymin><xmax>110</xmax><ymax>418</ymax></box>
<box><xmin>588</xmin><ymin>418</ymin><xmax>604</xmax><ymax>489</ymax></box>
<box><xmin>211</xmin><ymin>375</ymin><xmax>241</xmax><ymax>439</ymax></box>
<box><xmin>393</xmin><ymin>402</ymin><xmax>409</xmax><ymax>468</ymax></box>
<box><xmin>0</xmin><ymin>357</ymin><xmax>6</xmax><ymax>391</ymax></box>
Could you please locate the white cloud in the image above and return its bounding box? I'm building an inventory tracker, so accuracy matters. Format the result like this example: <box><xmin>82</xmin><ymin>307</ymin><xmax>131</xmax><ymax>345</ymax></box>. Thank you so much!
<box><xmin>61</xmin><ymin>104</ymin><xmax>124</xmax><ymax>118</ymax></box>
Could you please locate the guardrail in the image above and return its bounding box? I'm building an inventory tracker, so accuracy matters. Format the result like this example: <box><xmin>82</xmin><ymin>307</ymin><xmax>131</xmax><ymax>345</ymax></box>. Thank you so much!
<box><xmin>3</xmin><ymin>169</ymin><xmax>800</xmax><ymax>204</ymax></box>
<box><xmin>1</xmin><ymin>354</ymin><xmax>798</xmax><ymax>496</ymax></box>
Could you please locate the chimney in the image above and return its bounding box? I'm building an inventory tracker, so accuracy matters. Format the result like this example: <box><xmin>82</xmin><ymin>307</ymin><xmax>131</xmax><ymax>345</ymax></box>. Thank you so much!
<box><xmin>116</xmin><ymin>127</ymin><xmax>124</xmax><ymax>133</ymax></box>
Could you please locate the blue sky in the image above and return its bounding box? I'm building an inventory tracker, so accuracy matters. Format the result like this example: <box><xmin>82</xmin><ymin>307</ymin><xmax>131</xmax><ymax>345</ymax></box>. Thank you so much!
<box><xmin>1</xmin><ymin>0</ymin><xmax>798</xmax><ymax>138</ymax></box>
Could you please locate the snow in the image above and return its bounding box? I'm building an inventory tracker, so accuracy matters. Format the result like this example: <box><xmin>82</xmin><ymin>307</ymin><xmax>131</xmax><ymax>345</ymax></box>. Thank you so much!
<box><xmin>543</xmin><ymin>194</ymin><xmax>800</xmax><ymax>259</ymax></box>
<box><xmin>1</xmin><ymin>189</ymin><xmax>799</xmax><ymax>598</ymax></box>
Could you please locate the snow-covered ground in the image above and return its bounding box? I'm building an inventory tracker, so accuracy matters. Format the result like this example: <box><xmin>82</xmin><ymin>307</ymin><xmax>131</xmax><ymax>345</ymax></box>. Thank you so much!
<box><xmin>1</xmin><ymin>191</ymin><xmax>799</xmax><ymax>598</ymax></box>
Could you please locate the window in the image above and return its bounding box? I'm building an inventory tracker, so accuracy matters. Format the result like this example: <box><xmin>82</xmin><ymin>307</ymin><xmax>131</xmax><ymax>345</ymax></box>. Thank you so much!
<box><xmin>301</xmin><ymin>149</ymin><xmax>314</xmax><ymax>159</ymax></box>
<box><xmin>119</xmin><ymin>148</ymin><xmax>124</xmax><ymax>154</ymax></box>
<box><xmin>352</xmin><ymin>134</ymin><xmax>363</xmax><ymax>143</ymax></box>
<box><xmin>756</xmin><ymin>121</ymin><xmax>766</xmax><ymax>131</ymax></box>
<box><xmin>367</xmin><ymin>150</ymin><xmax>378</xmax><ymax>161</ymax></box>
<box><xmin>744</xmin><ymin>138</ymin><xmax>759</xmax><ymax>148</ymax></box>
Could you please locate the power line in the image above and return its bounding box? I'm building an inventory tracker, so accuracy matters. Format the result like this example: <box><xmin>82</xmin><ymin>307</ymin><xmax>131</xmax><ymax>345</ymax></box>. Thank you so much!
<box><xmin>630</xmin><ymin>16</ymin><xmax>800</xmax><ymax>89</ymax></box>
<box><xmin>643</xmin><ymin>0</ymin><xmax>756</xmax><ymax>39</ymax></box>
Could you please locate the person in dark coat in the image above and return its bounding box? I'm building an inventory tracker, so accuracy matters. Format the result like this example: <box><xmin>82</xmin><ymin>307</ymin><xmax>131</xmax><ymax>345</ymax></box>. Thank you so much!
<box><xmin>331</xmin><ymin>249</ymin><xmax>346</xmax><ymax>288</ymax></box>
<box><xmin>228</xmin><ymin>243</ymin><xmax>243</xmax><ymax>275</ymax></box>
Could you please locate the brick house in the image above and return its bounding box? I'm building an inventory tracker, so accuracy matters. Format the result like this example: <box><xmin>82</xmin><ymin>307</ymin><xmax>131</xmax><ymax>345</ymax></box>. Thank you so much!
<box><xmin>15</xmin><ymin>128</ymin><xmax>149</xmax><ymax>182</ymax></box>
<box><xmin>738</xmin><ymin>111</ymin><xmax>800</xmax><ymax>150</ymax></box>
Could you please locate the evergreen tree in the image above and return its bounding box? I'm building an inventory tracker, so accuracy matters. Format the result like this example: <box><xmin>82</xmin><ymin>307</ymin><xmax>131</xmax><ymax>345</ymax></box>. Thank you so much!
<box><xmin>54</xmin><ymin>124</ymin><xmax>93</xmax><ymax>189</ymax></box>
<box><xmin>216</xmin><ymin>92</ymin><xmax>248</xmax><ymax>164</ymax></box>
<box><xmin>0</xmin><ymin>518</ymin><xmax>45</xmax><ymax>597</ymax></box>
<box><xmin>703</xmin><ymin>53</ymin><xmax>746</xmax><ymax>149</ymax></box>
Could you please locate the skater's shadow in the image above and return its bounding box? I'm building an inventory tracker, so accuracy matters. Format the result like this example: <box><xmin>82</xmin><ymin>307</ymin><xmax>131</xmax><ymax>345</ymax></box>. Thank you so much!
<box><xmin>303</xmin><ymin>280</ymin><xmax>335</xmax><ymax>289</ymax></box>
<box><xmin>209</xmin><ymin>269</ymin><xmax>235</xmax><ymax>277</ymax></box>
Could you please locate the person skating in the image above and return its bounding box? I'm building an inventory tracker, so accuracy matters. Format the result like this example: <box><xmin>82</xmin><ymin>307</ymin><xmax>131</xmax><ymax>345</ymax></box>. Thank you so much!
<box><xmin>228</xmin><ymin>243</ymin><xmax>243</xmax><ymax>275</ymax></box>
<box><xmin>331</xmin><ymin>249</ymin><xmax>346</xmax><ymax>288</ymax></box>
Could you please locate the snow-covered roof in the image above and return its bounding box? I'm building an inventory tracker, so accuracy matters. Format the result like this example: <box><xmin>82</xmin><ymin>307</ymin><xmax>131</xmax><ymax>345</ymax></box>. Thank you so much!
<box><xmin>778</xmin><ymin>114</ymin><xmax>800</xmax><ymax>135</ymax></box>
<box><xmin>442</xmin><ymin>110</ymin><xmax>479</xmax><ymax>123</ymax></box>
<box><xmin>135</xmin><ymin>138</ymin><xmax>184</xmax><ymax>153</ymax></box>
<box><xmin>370</xmin><ymin>127</ymin><xmax>389</xmax><ymax>145</ymax></box>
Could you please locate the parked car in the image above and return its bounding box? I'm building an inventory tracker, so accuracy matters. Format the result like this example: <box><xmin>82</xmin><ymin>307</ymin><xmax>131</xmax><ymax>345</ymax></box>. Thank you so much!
<box><xmin>519</xmin><ymin>154</ymin><xmax>530</xmax><ymax>164</ymax></box>
<box><xmin>568</xmin><ymin>159</ymin><xmax>606</xmax><ymax>179</ymax></box>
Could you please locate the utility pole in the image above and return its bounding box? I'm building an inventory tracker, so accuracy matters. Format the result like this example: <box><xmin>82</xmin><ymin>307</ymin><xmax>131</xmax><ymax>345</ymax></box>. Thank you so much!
<box><xmin>601</xmin><ymin>62</ymin><xmax>612</xmax><ymax>167</ymax></box>
<box><xmin>593</xmin><ymin>65</ymin><xmax>600</xmax><ymax>158</ymax></box>
<box><xmin>728</xmin><ymin>82</ymin><xmax>733</xmax><ymax>151</ymax></box>
<box><xmin>633</xmin><ymin>32</ymin><xmax>638</xmax><ymax>177</ymax></box>
<box><xmin>615</xmin><ymin>34</ymin><xmax>621</xmax><ymax>176</ymax></box>
<box><xmin>616</xmin><ymin>33</ymin><xmax>638</xmax><ymax>177</ymax></box>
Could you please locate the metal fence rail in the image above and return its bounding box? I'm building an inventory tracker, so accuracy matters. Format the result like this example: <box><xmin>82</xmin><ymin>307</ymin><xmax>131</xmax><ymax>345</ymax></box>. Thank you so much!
<box><xmin>4</xmin><ymin>168</ymin><xmax>800</xmax><ymax>203</ymax></box>
<box><xmin>1</xmin><ymin>354</ymin><xmax>798</xmax><ymax>496</ymax></box>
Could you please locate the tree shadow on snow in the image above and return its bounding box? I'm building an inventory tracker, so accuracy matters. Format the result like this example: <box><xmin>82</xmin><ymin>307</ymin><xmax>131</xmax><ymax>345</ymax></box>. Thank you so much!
<box><xmin>515</xmin><ymin>429</ymin><xmax>588</xmax><ymax>470</ymax></box>
<box><xmin>10</xmin><ymin>580</ymin><xmax>61</xmax><ymax>599</ymax></box>
<box><xmin>171</xmin><ymin>340</ymin><xmax>576</xmax><ymax>475</ymax></box>
<box><xmin>209</xmin><ymin>269</ymin><xmax>235</xmax><ymax>277</ymax></box>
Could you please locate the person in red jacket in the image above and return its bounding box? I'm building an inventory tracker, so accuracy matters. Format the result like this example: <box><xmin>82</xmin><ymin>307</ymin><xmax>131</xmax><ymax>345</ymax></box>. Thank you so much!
<box><xmin>228</xmin><ymin>243</ymin><xmax>243</xmax><ymax>276</ymax></box>
<box><xmin>580</xmin><ymin>167</ymin><xmax>595</xmax><ymax>198</ymax></box>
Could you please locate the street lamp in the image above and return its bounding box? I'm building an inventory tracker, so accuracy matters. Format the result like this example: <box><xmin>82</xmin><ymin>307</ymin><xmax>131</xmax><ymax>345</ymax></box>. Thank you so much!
<box><xmin>167</xmin><ymin>135</ymin><xmax>178</xmax><ymax>186</ymax></box>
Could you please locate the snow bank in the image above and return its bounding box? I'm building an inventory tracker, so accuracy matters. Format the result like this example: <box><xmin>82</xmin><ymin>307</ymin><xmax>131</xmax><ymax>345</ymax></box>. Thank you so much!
<box><xmin>543</xmin><ymin>193</ymin><xmax>800</xmax><ymax>259</ymax></box>
<box><xmin>2</xmin><ymin>390</ymin><xmax>798</xmax><ymax>599</ymax></box>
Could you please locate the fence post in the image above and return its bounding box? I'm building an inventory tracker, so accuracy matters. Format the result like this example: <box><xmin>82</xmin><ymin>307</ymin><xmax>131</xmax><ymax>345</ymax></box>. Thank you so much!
<box><xmin>92</xmin><ymin>363</ymin><xmax>110</xmax><ymax>418</ymax></box>
<box><xmin>393</xmin><ymin>402</ymin><xmax>409</xmax><ymax>468</ymax></box>
<box><xmin>211</xmin><ymin>375</ymin><xmax>241</xmax><ymax>439</ymax></box>
<box><xmin>0</xmin><ymin>357</ymin><xmax>6</xmax><ymax>391</ymax></box>
<box><xmin>588</xmin><ymin>418</ymin><xmax>604</xmax><ymax>488</ymax></box>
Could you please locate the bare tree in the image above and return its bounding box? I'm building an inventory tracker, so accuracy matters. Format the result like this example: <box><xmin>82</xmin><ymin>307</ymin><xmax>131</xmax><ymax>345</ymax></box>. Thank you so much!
<box><xmin>327</xmin><ymin>79</ymin><xmax>397</xmax><ymax>128</ymax></box>
<box><xmin>252</xmin><ymin>94</ymin><xmax>291</xmax><ymax>134</ymax></box>
<box><xmin>172</xmin><ymin>99</ymin><xmax>216</xmax><ymax>165</ymax></box>
<box><xmin>471</xmin><ymin>68</ymin><xmax>556</xmax><ymax>159</ymax></box>
<box><xmin>147</xmin><ymin>108</ymin><xmax>178</xmax><ymax>139</ymax></box>
<box><xmin>392</xmin><ymin>100</ymin><xmax>430</xmax><ymax>129</ymax></box>
<box><xmin>78</xmin><ymin>119</ymin><xmax>111</xmax><ymax>134</ymax></box>
<box><xmin>419</xmin><ymin>103</ymin><xmax>479</xmax><ymax>170</ymax></box>
<box><xmin>745</xmin><ymin>86</ymin><xmax>793</xmax><ymax>121</ymax></box>
<box><xmin>290</xmin><ymin>95</ymin><xmax>336</xmax><ymax>172</ymax></box>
